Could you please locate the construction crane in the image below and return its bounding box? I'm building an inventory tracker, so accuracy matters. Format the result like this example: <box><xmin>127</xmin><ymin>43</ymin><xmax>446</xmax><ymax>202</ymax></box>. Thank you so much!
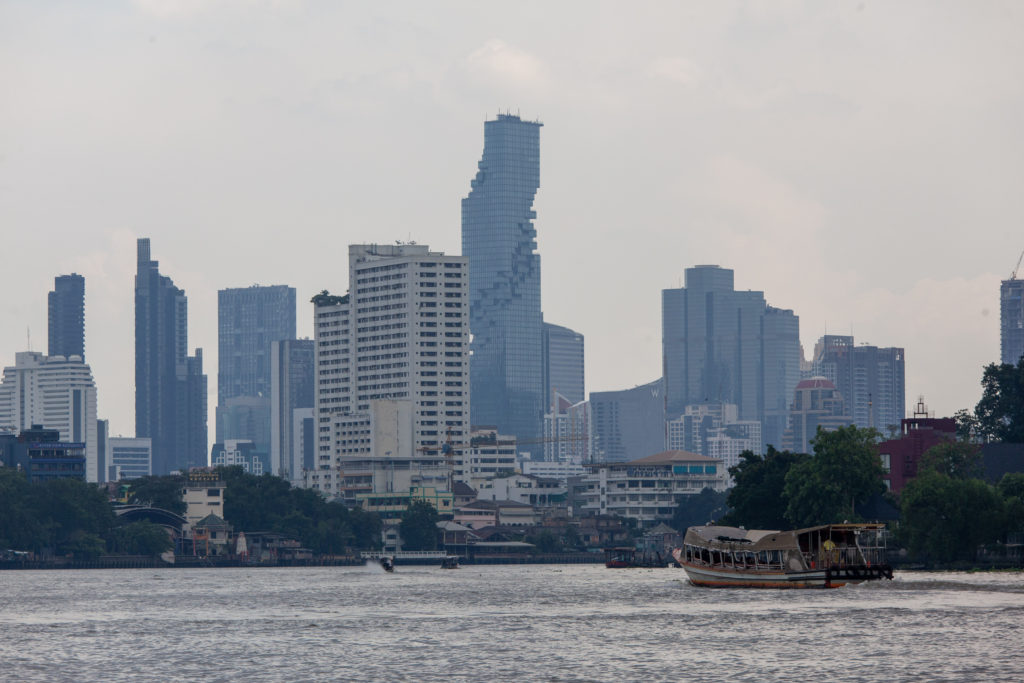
<box><xmin>1012</xmin><ymin>249</ymin><xmax>1024</xmax><ymax>280</ymax></box>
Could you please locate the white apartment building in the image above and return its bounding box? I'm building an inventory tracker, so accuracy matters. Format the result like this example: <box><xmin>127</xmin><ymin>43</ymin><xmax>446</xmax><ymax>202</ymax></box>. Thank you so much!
<box><xmin>456</xmin><ymin>427</ymin><xmax>517</xmax><ymax>487</ymax></box>
<box><xmin>476</xmin><ymin>473</ymin><xmax>567</xmax><ymax>507</ymax></box>
<box><xmin>0</xmin><ymin>351</ymin><xmax>98</xmax><ymax>481</ymax></box>
<box><xmin>308</xmin><ymin>244</ymin><xmax>470</xmax><ymax>496</ymax></box>
<box><xmin>543</xmin><ymin>393</ymin><xmax>591</xmax><ymax>464</ymax></box>
<box><xmin>581</xmin><ymin>451</ymin><xmax>726</xmax><ymax>528</ymax></box>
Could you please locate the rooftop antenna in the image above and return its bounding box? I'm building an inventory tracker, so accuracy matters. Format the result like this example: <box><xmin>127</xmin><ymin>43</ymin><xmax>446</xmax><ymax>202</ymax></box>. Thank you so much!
<box><xmin>26</xmin><ymin>326</ymin><xmax>31</xmax><ymax>352</ymax></box>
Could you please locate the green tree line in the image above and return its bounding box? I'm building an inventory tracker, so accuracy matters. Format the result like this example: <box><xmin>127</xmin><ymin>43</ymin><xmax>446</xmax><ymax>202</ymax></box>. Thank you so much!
<box><xmin>0</xmin><ymin>468</ymin><xmax>171</xmax><ymax>558</ymax></box>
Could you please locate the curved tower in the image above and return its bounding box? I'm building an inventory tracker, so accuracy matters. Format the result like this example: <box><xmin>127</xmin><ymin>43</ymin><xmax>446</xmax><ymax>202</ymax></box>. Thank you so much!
<box><xmin>462</xmin><ymin>114</ymin><xmax>544</xmax><ymax>453</ymax></box>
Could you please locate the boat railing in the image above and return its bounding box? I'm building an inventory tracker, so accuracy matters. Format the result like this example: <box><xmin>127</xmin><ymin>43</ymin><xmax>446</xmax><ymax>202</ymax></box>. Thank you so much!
<box><xmin>807</xmin><ymin>546</ymin><xmax>887</xmax><ymax>569</ymax></box>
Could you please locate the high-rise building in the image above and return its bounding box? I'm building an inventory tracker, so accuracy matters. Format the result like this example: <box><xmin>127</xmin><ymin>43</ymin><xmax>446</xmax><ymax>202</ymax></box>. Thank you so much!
<box><xmin>809</xmin><ymin>335</ymin><xmax>905</xmax><ymax>433</ymax></box>
<box><xmin>781</xmin><ymin>377</ymin><xmax>853</xmax><ymax>453</ymax></box>
<box><xmin>306</xmin><ymin>244</ymin><xmax>470</xmax><ymax>495</ymax></box>
<box><xmin>134</xmin><ymin>238</ymin><xmax>208</xmax><ymax>474</ymax></box>
<box><xmin>590</xmin><ymin>378</ymin><xmax>666</xmax><ymax>463</ymax></box>
<box><xmin>217</xmin><ymin>285</ymin><xmax>296</xmax><ymax>405</ymax></box>
<box><xmin>0</xmin><ymin>351</ymin><xmax>98</xmax><ymax>481</ymax></box>
<box><xmin>270</xmin><ymin>339</ymin><xmax>315</xmax><ymax>481</ymax></box>
<box><xmin>543</xmin><ymin>392</ymin><xmax>591</xmax><ymax>464</ymax></box>
<box><xmin>662</xmin><ymin>265</ymin><xmax>801</xmax><ymax>450</ymax></box>
<box><xmin>462</xmin><ymin>113</ymin><xmax>545</xmax><ymax>455</ymax></box>
<box><xmin>48</xmin><ymin>273</ymin><xmax>85</xmax><ymax>360</ymax></box>
<box><xmin>543</xmin><ymin>322</ymin><xmax>585</xmax><ymax>407</ymax></box>
<box><xmin>1001</xmin><ymin>278</ymin><xmax>1024</xmax><ymax>365</ymax></box>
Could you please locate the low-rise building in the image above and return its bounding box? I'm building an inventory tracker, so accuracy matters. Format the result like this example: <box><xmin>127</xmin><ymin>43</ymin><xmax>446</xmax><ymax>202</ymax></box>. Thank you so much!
<box><xmin>476</xmin><ymin>473</ymin><xmax>567</xmax><ymax>507</ymax></box>
<box><xmin>182</xmin><ymin>469</ymin><xmax>226</xmax><ymax>529</ymax></box>
<box><xmin>454</xmin><ymin>500</ymin><xmax>538</xmax><ymax>529</ymax></box>
<box><xmin>581</xmin><ymin>451</ymin><xmax>726</xmax><ymax>528</ymax></box>
<box><xmin>457</xmin><ymin>427</ymin><xmax>518</xmax><ymax>486</ymax></box>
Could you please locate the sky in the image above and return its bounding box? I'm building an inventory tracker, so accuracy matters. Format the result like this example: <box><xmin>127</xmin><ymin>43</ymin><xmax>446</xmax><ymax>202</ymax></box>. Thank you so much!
<box><xmin>1</xmin><ymin>1</ymin><xmax>1022</xmax><ymax>439</ymax></box>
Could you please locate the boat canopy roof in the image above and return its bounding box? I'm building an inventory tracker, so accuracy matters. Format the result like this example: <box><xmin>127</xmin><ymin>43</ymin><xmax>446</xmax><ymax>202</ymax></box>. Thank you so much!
<box><xmin>684</xmin><ymin>523</ymin><xmax>886</xmax><ymax>553</ymax></box>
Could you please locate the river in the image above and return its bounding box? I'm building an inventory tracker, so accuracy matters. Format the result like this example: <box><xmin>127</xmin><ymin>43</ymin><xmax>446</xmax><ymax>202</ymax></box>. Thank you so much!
<box><xmin>1</xmin><ymin>565</ymin><xmax>1022</xmax><ymax>682</ymax></box>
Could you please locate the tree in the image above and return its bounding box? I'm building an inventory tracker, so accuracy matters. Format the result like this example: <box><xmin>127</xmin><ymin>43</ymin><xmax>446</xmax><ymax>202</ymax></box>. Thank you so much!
<box><xmin>973</xmin><ymin>359</ymin><xmax>1024</xmax><ymax>442</ymax></box>
<box><xmin>900</xmin><ymin>471</ymin><xmax>1006</xmax><ymax>563</ymax></box>
<box><xmin>783</xmin><ymin>426</ymin><xmax>885</xmax><ymax>528</ymax></box>
<box><xmin>721</xmin><ymin>447</ymin><xmax>809</xmax><ymax>530</ymax></box>
<box><xmin>671</xmin><ymin>487</ymin><xmax>730</xmax><ymax>532</ymax></box>
<box><xmin>526</xmin><ymin>529</ymin><xmax>561</xmax><ymax>553</ymax></box>
<box><xmin>919</xmin><ymin>441</ymin><xmax>983</xmax><ymax>480</ymax></box>
<box><xmin>128</xmin><ymin>474</ymin><xmax>186</xmax><ymax>515</ymax></box>
<box><xmin>107</xmin><ymin>520</ymin><xmax>173</xmax><ymax>556</ymax></box>
<box><xmin>399</xmin><ymin>500</ymin><xmax>439</xmax><ymax>550</ymax></box>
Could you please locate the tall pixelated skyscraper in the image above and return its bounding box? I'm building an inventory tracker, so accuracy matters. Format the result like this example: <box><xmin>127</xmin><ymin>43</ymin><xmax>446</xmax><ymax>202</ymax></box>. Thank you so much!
<box><xmin>1001</xmin><ymin>278</ymin><xmax>1024</xmax><ymax>365</ymax></box>
<box><xmin>134</xmin><ymin>238</ymin><xmax>208</xmax><ymax>474</ymax></box>
<box><xmin>48</xmin><ymin>273</ymin><xmax>85</xmax><ymax>360</ymax></box>
<box><xmin>462</xmin><ymin>113</ymin><xmax>544</xmax><ymax>454</ymax></box>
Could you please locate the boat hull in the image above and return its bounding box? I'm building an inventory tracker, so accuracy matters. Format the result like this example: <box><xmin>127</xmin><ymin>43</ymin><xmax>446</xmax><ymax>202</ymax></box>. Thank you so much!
<box><xmin>677</xmin><ymin>559</ymin><xmax>891</xmax><ymax>589</ymax></box>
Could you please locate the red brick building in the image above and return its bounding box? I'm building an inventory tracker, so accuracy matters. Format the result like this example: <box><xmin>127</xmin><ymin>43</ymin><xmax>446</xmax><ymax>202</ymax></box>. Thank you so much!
<box><xmin>876</xmin><ymin>404</ymin><xmax>956</xmax><ymax>493</ymax></box>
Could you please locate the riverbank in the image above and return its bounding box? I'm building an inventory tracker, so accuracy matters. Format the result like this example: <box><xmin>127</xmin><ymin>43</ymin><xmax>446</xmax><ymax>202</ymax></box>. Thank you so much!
<box><xmin>0</xmin><ymin>551</ymin><xmax>608</xmax><ymax>570</ymax></box>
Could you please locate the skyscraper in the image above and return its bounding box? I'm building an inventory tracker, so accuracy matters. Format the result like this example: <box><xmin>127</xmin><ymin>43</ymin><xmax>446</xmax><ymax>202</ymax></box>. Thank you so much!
<box><xmin>1001</xmin><ymin>278</ymin><xmax>1024</xmax><ymax>365</ymax></box>
<box><xmin>810</xmin><ymin>335</ymin><xmax>905</xmax><ymax>433</ymax></box>
<box><xmin>662</xmin><ymin>265</ymin><xmax>801</xmax><ymax>450</ymax></box>
<box><xmin>306</xmin><ymin>244</ymin><xmax>470</xmax><ymax>496</ymax></box>
<box><xmin>48</xmin><ymin>273</ymin><xmax>85</xmax><ymax>360</ymax></box>
<box><xmin>462</xmin><ymin>113</ymin><xmax>544</xmax><ymax>455</ymax></box>
<box><xmin>590</xmin><ymin>378</ymin><xmax>666</xmax><ymax>463</ymax></box>
<box><xmin>217</xmin><ymin>285</ymin><xmax>296</xmax><ymax>406</ymax></box>
<box><xmin>0</xmin><ymin>351</ymin><xmax>98</xmax><ymax>481</ymax></box>
<box><xmin>270</xmin><ymin>338</ymin><xmax>314</xmax><ymax>480</ymax></box>
<box><xmin>543</xmin><ymin>322</ymin><xmax>585</xmax><ymax>407</ymax></box>
<box><xmin>135</xmin><ymin>238</ymin><xmax>208</xmax><ymax>475</ymax></box>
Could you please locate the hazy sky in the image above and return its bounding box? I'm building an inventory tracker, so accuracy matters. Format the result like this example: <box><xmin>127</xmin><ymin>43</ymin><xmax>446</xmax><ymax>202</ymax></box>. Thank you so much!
<box><xmin>2</xmin><ymin>1</ymin><xmax>1022</xmax><ymax>438</ymax></box>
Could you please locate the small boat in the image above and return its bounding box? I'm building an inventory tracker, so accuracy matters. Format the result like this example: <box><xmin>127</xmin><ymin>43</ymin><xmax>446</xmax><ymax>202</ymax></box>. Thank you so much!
<box><xmin>440</xmin><ymin>556</ymin><xmax>460</xmax><ymax>569</ymax></box>
<box><xmin>672</xmin><ymin>523</ymin><xmax>893</xmax><ymax>588</ymax></box>
<box><xmin>379</xmin><ymin>556</ymin><xmax>395</xmax><ymax>572</ymax></box>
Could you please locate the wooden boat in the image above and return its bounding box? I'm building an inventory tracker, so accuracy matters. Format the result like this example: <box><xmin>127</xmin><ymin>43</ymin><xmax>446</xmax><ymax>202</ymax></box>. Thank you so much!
<box><xmin>671</xmin><ymin>523</ymin><xmax>893</xmax><ymax>588</ymax></box>
<box><xmin>440</xmin><ymin>555</ymin><xmax>460</xmax><ymax>569</ymax></box>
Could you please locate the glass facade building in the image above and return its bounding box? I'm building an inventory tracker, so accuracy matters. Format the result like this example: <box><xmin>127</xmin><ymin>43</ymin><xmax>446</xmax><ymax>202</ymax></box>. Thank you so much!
<box><xmin>135</xmin><ymin>238</ymin><xmax>208</xmax><ymax>475</ymax></box>
<box><xmin>662</xmin><ymin>265</ymin><xmax>801</xmax><ymax>451</ymax></box>
<box><xmin>543</xmin><ymin>322</ymin><xmax>585</xmax><ymax>408</ymax></box>
<box><xmin>1001</xmin><ymin>278</ymin><xmax>1024</xmax><ymax>365</ymax></box>
<box><xmin>48</xmin><ymin>273</ymin><xmax>85</xmax><ymax>360</ymax></box>
<box><xmin>462</xmin><ymin>114</ymin><xmax>544</xmax><ymax>454</ymax></box>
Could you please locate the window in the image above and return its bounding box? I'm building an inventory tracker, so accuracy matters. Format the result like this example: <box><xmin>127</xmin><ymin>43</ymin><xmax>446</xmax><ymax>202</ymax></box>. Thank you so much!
<box><xmin>879</xmin><ymin>453</ymin><xmax>891</xmax><ymax>474</ymax></box>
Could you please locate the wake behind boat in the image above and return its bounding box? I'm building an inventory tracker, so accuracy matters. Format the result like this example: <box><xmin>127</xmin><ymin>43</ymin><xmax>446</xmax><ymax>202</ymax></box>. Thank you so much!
<box><xmin>672</xmin><ymin>523</ymin><xmax>893</xmax><ymax>588</ymax></box>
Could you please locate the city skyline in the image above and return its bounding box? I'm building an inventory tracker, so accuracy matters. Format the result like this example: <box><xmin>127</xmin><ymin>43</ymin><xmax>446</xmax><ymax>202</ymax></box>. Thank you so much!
<box><xmin>2</xmin><ymin>2</ymin><xmax>1019</xmax><ymax>438</ymax></box>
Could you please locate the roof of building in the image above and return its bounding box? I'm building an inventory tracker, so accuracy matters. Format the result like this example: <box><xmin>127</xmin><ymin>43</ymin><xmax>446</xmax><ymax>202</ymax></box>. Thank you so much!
<box><xmin>459</xmin><ymin>499</ymin><xmax>535</xmax><ymax>511</ymax></box>
<box><xmin>625</xmin><ymin>450</ymin><xmax>720</xmax><ymax>466</ymax></box>
<box><xmin>644</xmin><ymin>523</ymin><xmax>679</xmax><ymax>536</ymax></box>
<box><xmin>795</xmin><ymin>377</ymin><xmax>836</xmax><ymax>390</ymax></box>
<box><xmin>195</xmin><ymin>513</ymin><xmax>229</xmax><ymax>528</ymax></box>
<box><xmin>452</xmin><ymin>481</ymin><xmax>476</xmax><ymax>496</ymax></box>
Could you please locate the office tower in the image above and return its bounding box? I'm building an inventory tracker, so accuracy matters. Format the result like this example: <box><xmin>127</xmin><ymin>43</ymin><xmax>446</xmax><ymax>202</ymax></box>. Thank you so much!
<box><xmin>270</xmin><ymin>338</ymin><xmax>315</xmax><ymax>480</ymax></box>
<box><xmin>48</xmin><ymin>273</ymin><xmax>85</xmax><ymax>360</ymax></box>
<box><xmin>135</xmin><ymin>238</ymin><xmax>208</xmax><ymax>474</ymax></box>
<box><xmin>107</xmin><ymin>437</ymin><xmax>153</xmax><ymax>481</ymax></box>
<box><xmin>1001</xmin><ymin>278</ymin><xmax>1024</xmax><ymax>365</ymax></box>
<box><xmin>0</xmin><ymin>351</ymin><xmax>98</xmax><ymax>481</ymax></box>
<box><xmin>589</xmin><ymin>378</ymin><xmax>666</xmax><ymax>463</ymax></box>
<box><xmin>543</xmin><ymin>322</ymin><xmax>585</xmax><ymax>407</ymax></box>
<box><xmin>662</xmin><ymin>264</ymin><xmax>801</xmax><ymax>450</ymax></box>
<box><xmin>810</xmin><ymin>335</ymin><xmax>905</xmax><ymax>433</ymax></box>
<box><xmin>308</xmin><ymin>244</ymin><xmax>470</xmax><ymax>494</ymax></box>
<box><xmin>781</xmin><ymin>378</ymin><xmax>853</xmax><ymax>453</ymax></box>
<box><xmin>217</xmin><ymin>285</ymin><xmax>296</xmax><ymax>405</ymax></box>
<box><xmin>462</xmin><ymin>113</ymin><xmax>545</xmax><ymax>456</ymax></box>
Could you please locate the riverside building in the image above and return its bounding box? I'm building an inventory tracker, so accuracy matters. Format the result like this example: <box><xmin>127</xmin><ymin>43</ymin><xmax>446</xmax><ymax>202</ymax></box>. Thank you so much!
<box><xmin>581</xmin><ymin>451</ymin><xmax>726</xmax><ymax>528</ymax></box>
